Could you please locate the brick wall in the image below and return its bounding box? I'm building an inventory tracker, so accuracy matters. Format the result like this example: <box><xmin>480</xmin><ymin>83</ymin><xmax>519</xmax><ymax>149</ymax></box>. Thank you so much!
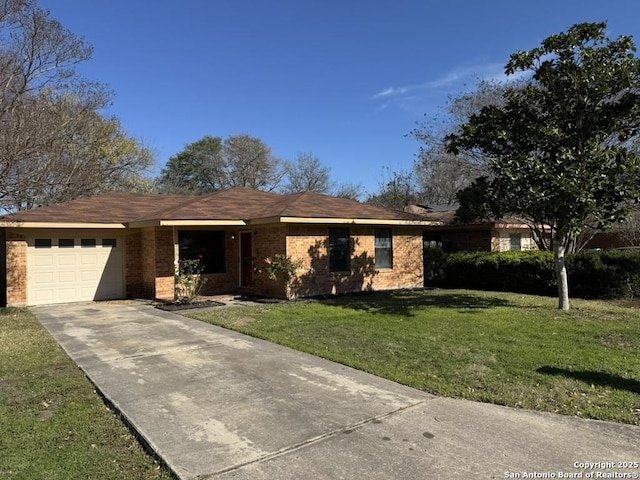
<box><xmin>154</xmin><ymin>227</ymin><xmax>175</xmax><ymax>301</ymax></box>
<box><xmin>140</xmin><ymin>228</ymin><xmax>156</xmax><ymax>299</ymax></box>
<box><xmin>252</xmin><ymin>226</ymin><xmax>288</xmax><ymax>298</ymax></box>
<box><xmin>135</xmin><ymin>227</ymin><xmax>175</xmax><ymax>301</ymax></box>
<box><xmin>125</xmin><ymin>230</ymin><xmax>143</xmax><ymax>298</ymax></box>
<box><xmin>286</xmin><ymin>224</ymin><xmax>424</xmax><ymax>298</ymax></box>
<box><xmin>6</xmin><ymin>231</ymin><xmax>27</xmax><ymax>306</ymax></box>
<box><xmin>372</xmin><ymin>227</ymin><xmax>423</xmax><ymax>290</ymax></box>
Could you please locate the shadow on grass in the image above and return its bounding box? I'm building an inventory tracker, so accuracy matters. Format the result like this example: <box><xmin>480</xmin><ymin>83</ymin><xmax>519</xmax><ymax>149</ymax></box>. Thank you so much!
<box><xmin>537</xmin><ymin>366</ymin><xmax>640</xmax><ymax>394</ymax></box>
<box><xmin>318</xmin><ymin>289</ymin><xmax>514</xmax><ymax>316</ymax></box>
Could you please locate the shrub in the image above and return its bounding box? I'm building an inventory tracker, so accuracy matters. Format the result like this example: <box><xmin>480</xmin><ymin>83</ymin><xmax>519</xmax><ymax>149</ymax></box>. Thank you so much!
<box><xmin>567</xmin><ymin>249</ymin><xmax>640</xmax><ymax>299</ymax></box>
<box><xmin>428</xmin><ymin>248</ymin><xmax>640</xmax><ymax>300</ymax></box>
<box><xmin>175</xmin><ymin>258</ymin><xmax>208</xmax><ymax>304</ymax></box>
<box><xmin>423</xmin><ymin>247</ymin><xmax>447</xmax><ymax>286</ymax></box>
<box><xmin>260</xmin><ymin>254</ymin><xmax>302</xmax><ymax>286</ymax></box>
<box><xmin>439</xmin><ymin>250</ymin><xmax>556</xmax><ymax>296</ymax></box>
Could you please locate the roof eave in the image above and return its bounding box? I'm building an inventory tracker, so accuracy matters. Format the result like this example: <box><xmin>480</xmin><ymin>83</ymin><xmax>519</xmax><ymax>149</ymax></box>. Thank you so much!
<box><xmin>248</xmin><ymin>216</ymin><xmax>438</xmax><ymax>226</ymax></box>
<box><xmin>0</xmin><ymin>221</ymin><xmax>126</xmax><ymax>229</ymax></box>
<box><xmin>127</xmin><ymin>219</ymin><xmax>248</xmax><ymax>227</ymax></box>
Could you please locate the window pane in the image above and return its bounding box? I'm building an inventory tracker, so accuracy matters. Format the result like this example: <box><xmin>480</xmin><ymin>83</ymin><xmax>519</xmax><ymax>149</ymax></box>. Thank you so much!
<box><xmin>510</xmin><ymin>234</ymin><xmax>521</xmax><ymax>251</ymax></box>
<box><xmin>81</xmin><ymin>238</ymin><xmax>96</xmax><ymax>248</ymax></box>
<box><xmin>59</xmin><ymin>238</ymin><xmax>74</xmax><ymax>248</ymax></box>
<box><xmin>375</xmin><ymin>228</ymin><xmax>393</xmax><ymax>269</ymax></box>
<box><xmin>375</xmin><ymin>229</ymin><xmax>391</xmax><ymax>248</ymax></box>
<box><xmin>178</xmin><ymin>230</ymin><xmax>225</xmax><ymax>274</ymax></box>
<box><xmin>34</xmin><ymin>238</ymin><xmax>52</xmax><ymax>248</ymax></box>
<box><xmin>329</xmin><ymin>228</ymin><xmax>350</xmax><ymax>272</ymax></box>
<box><xmin>102</xmin><ymin>238</ymin><xmax>117</xmax><ymax>247</ymax></box>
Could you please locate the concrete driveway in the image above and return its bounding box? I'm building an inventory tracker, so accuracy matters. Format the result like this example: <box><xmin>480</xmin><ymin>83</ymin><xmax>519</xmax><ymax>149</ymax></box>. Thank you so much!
<box><xmin>33</xmin><ymin>303</ymin><xmax>640</xmax><ymax>480</ymax></box>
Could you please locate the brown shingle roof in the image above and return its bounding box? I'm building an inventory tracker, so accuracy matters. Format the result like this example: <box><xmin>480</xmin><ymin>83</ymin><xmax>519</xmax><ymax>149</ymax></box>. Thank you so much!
<box><xmin>1</xmin><ymin>187</ymin><xmax>428</xmax><ymax>225</ymax></box>
<box><xmin>255</xmin><ymin>191</ymin><xmax>420</xmax><ymax>220</ymax></box>
<box><xmin>149</xmin><ymin>187</ymin><xmax>283</xmax><ymax>221</ymax></box>
<box><xmin>1</xmin><ymin>192</ymin><xmax>193</xmax><ymax>224</ymax></box>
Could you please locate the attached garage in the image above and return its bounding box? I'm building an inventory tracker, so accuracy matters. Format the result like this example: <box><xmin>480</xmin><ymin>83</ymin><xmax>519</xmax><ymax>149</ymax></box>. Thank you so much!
<box><xmin>1</xmin><ymin>188</ymin><xmax>434</xmax><ymax>307</ymax></box>
<box><xmin>27</xmin><ymin>233</ymin><xmax>124</xmax><ymax>305</ymax></box>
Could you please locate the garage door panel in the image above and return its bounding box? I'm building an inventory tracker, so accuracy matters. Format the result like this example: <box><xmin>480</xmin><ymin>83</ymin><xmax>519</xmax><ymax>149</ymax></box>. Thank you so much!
<box><xmin>33</xmin><ymin>290</ymin><xmax>54</xmax><ymax>303</ymax></box>
<box><xmin>80</xmin><ymin>269</ymin><xmax>99</xmax><ymax>282</ymax></box>
<box><xmin>57</xmin><ymin>255</ymin><xmax>77</xmax><ymax>266</ymax></box>
<box><xmin>28</xmin><ymin>236</ymin><xmax>124</xmax><ymax>305</ymax></box>
<box><xmin>33</xmin><ymin>255</ymin><xmax>54</xmax><ymax>267</ymax></box>
<box><xmin>58</xmin><ymin>288</ymin><xmax>79</xmax><ymax>301</ymax></box>
<box><xmin>57</xmin><ymin>271</ymin><xmax>77</xmax><ymax>283</ymax></box>
<box><xmin>33</xmin><ymin>272</ymin><xmax>54</xmax><ymax>284</ymax></box>
<box><xmin>80</xmin><ymin>253</ymin><xmax>99</xmax><ymax>265</ymax></box>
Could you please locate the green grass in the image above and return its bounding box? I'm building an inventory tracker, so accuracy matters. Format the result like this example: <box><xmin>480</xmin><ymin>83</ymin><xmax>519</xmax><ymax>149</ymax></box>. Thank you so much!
<box><xmin>188</xmin><ymin>289</ymin><xmax>640</xmax><ymax>425</ymax></box>
<box><xmin>0</xmin><ymin>308</ymin><xmax>175</xmax><ymax>480</ymax></box>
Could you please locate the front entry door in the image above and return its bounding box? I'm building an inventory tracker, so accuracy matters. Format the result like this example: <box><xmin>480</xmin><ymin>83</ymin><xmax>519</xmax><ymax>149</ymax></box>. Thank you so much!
<box><xmin>240</xmin><ymin>232</ymin><xmax>253</xmax><ymax>287</ymax></box>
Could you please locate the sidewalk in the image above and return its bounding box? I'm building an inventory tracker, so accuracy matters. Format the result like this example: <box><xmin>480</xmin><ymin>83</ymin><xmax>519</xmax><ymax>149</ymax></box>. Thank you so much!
<box><xmin>33</xmin><ymin>302</ymin><xmax>640</xmax><ymax>480</ymax></box>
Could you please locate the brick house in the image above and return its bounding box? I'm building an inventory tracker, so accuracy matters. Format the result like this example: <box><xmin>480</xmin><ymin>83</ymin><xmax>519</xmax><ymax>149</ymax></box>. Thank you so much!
<box><xmin>0</xmin><ymin>187</ymin><xmax>434</xmax><ymax>306</ymax></box>
<box><xmin>408</xmin><ymin>205</ymin><xmax>538</xmax><ymax>252</ymax></box>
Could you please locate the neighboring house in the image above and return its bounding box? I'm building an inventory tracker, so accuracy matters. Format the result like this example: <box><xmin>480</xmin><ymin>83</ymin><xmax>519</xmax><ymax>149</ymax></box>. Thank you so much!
<box><xmin>584</xmin><ymin>209</ymin><xmax>640</xmax><ymax>249</ymax></box>
<box><xmin>406</xmin><ymin>205</ymin><xmax>537</xmax><ymax>253</ymax></box>
<box><xmin>0</xmin><ymin>187</ymin><xmax>434</xmax><ymax>306</ymax></box>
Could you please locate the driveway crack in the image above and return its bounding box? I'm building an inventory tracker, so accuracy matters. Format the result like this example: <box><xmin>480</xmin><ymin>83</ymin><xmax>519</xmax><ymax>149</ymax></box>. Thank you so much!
<box><xmin>198</xmin><ymin>398</ymin><xmax>433</xmax><ymax>479</ymax></box>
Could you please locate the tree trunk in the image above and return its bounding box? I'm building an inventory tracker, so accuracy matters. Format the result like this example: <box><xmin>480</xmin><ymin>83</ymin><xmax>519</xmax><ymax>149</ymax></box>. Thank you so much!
<box><xmin>553</xmin><ymin>240</ymin><xmax>570</xmax><ymax>310</ymax></box>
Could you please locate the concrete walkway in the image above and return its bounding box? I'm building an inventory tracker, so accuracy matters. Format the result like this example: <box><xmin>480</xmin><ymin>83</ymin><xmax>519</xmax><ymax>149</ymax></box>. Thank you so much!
<box><xmin>33</xmin><ymin>303</ymin><xmax>640</xmax><ymax>480</ymax></box>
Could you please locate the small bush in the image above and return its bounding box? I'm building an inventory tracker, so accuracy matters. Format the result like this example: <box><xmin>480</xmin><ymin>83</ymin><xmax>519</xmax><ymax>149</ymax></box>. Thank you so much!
<box><xmin>175</xmin><ymin>258</ymin><xmax>207</xmax><ymax>304</ymax></box>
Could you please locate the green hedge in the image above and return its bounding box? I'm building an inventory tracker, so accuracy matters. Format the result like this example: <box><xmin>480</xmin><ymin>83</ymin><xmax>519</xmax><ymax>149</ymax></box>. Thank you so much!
<box><xmin>424</xmin><ymin>248</ymin><xmax>640</xmax><ymax>300</ymax></box>
<box><xmin>568</xmin><ymin>249</ymin><xmax>640</xmax><ymax>299</ymax></box>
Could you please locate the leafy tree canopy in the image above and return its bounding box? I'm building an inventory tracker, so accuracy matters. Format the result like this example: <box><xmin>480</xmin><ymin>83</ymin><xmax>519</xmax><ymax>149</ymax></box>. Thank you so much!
<box><xmin>445</xmin><ymin>22</ymin><xmax>640</xmax><ymax>309</ymax></box>
<box><xmin>157</xmin><ymin>134</ymin><xmax>284</xmax><ymax>194</ymax></box>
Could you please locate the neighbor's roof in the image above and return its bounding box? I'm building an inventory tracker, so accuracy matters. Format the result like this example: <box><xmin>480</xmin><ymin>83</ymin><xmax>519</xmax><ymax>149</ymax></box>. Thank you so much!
<box><xmin>404</xmin><ymin>204</ymin><xmax>531</xmax><ymax>228</ymax></box>
<box><xmin>1</xmin><ymin>187</ymin><xmax>434</xmax><ymax>228</ymax></box>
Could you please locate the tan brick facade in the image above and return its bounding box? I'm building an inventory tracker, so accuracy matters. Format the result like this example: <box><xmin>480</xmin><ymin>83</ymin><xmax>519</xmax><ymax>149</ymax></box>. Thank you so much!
<box><xmin>286</xmin><ymin>225</ymin><xmax>424</xmax><ymax>298</ymax></box>
<box><xmin>6</xmin><ymin>231</ymin><xmax>27</xmax><ymax>306</ymax></box>
<box><xmin>3</xmin><ymin>223</ymin><xmax>427</xmax><ymax>305</ymax></box>
<box><xmin>135</xmin><ymin>227</ymin><xmax>175</xmax><ymax>302</ymax></box>
<box><xmin>125</xmin><ymin>230</ymin><xmax>144</xmax><ymax>298</ymax></box>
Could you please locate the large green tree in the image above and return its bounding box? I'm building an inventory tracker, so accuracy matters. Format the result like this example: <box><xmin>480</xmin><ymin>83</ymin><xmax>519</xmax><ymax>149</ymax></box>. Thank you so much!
<box><xmin>157</xmin><ymin>134</ymin><xmax>284</xmax><ymax>194</ymax></box>
<box><xmin>157</xmin><ymin>136</ymin><xmax>225</xmax><ymax>194</ymax></box>
<box><xmin>223</xmin><ymin>134</ymin><xmax>284</xmax><ymax>191</ymax></box>
<box><xmin>445</xmin><ymin>22</ymin><xmax>640</xmax><ymax>310</ymax></box>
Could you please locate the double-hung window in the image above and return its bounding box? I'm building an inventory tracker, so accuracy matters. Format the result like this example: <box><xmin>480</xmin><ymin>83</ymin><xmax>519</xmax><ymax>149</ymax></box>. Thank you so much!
<box><xmin>329</xmin><ymin>228</ymin><xmax>350</xmax><ymax>272</ymax></box>
<box><xmin>375</xmin><ymin>228</ymin><xmax>393</xmax><ymax>269</ymax></box>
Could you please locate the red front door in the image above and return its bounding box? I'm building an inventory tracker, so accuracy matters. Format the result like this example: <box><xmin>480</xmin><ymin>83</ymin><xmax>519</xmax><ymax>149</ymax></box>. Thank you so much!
<box><xmin>240</xmin><ymin>232</ymin><xmax>253</xmax><ymax>287</ymax></box>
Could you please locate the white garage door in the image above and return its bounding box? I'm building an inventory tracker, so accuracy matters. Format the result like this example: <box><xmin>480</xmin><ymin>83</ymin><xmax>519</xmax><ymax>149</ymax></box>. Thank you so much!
<box><xmin>27</xmin><ymin>235</ymin><xmax>124</xmax><ymax>305</ymax></box>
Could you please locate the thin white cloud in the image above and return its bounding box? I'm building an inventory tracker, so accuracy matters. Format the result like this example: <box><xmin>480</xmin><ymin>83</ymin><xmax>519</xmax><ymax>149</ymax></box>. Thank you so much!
<box><xmin>372</xmin><ymin>86</ymin><xmax>409</xmax><ymax>99</ymax></box>
<box><xmin>370</xmin><ymin>60</ymin><xmax>530</xmax><ymax>112</ymax></box>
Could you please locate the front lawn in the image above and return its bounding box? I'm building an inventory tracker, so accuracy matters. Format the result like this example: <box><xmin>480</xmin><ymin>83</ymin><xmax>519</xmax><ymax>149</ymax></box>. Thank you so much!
<box><xmin>0</xmin><ymin>308</ymin><xmax>174</xmax><ymax>480</ymax></box>
<box><xmin>189</xmin><ymin>289</ymin><xmax>640</xmax><ymax>425</ymax></box>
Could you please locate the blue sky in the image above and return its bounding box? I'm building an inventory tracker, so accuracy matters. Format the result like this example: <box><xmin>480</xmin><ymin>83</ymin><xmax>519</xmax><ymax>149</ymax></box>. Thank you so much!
<box><xmin>39</xmin><ymin>1</ymin><xmax>640</xmax><ymax>195</ymax></box>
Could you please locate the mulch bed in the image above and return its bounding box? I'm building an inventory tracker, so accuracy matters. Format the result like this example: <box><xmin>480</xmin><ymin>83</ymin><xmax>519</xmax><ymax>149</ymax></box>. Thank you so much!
<box><xmin>155</xmin><ymin>300</ymin><xmax>225</xmax><ymax>312</ymax></box>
